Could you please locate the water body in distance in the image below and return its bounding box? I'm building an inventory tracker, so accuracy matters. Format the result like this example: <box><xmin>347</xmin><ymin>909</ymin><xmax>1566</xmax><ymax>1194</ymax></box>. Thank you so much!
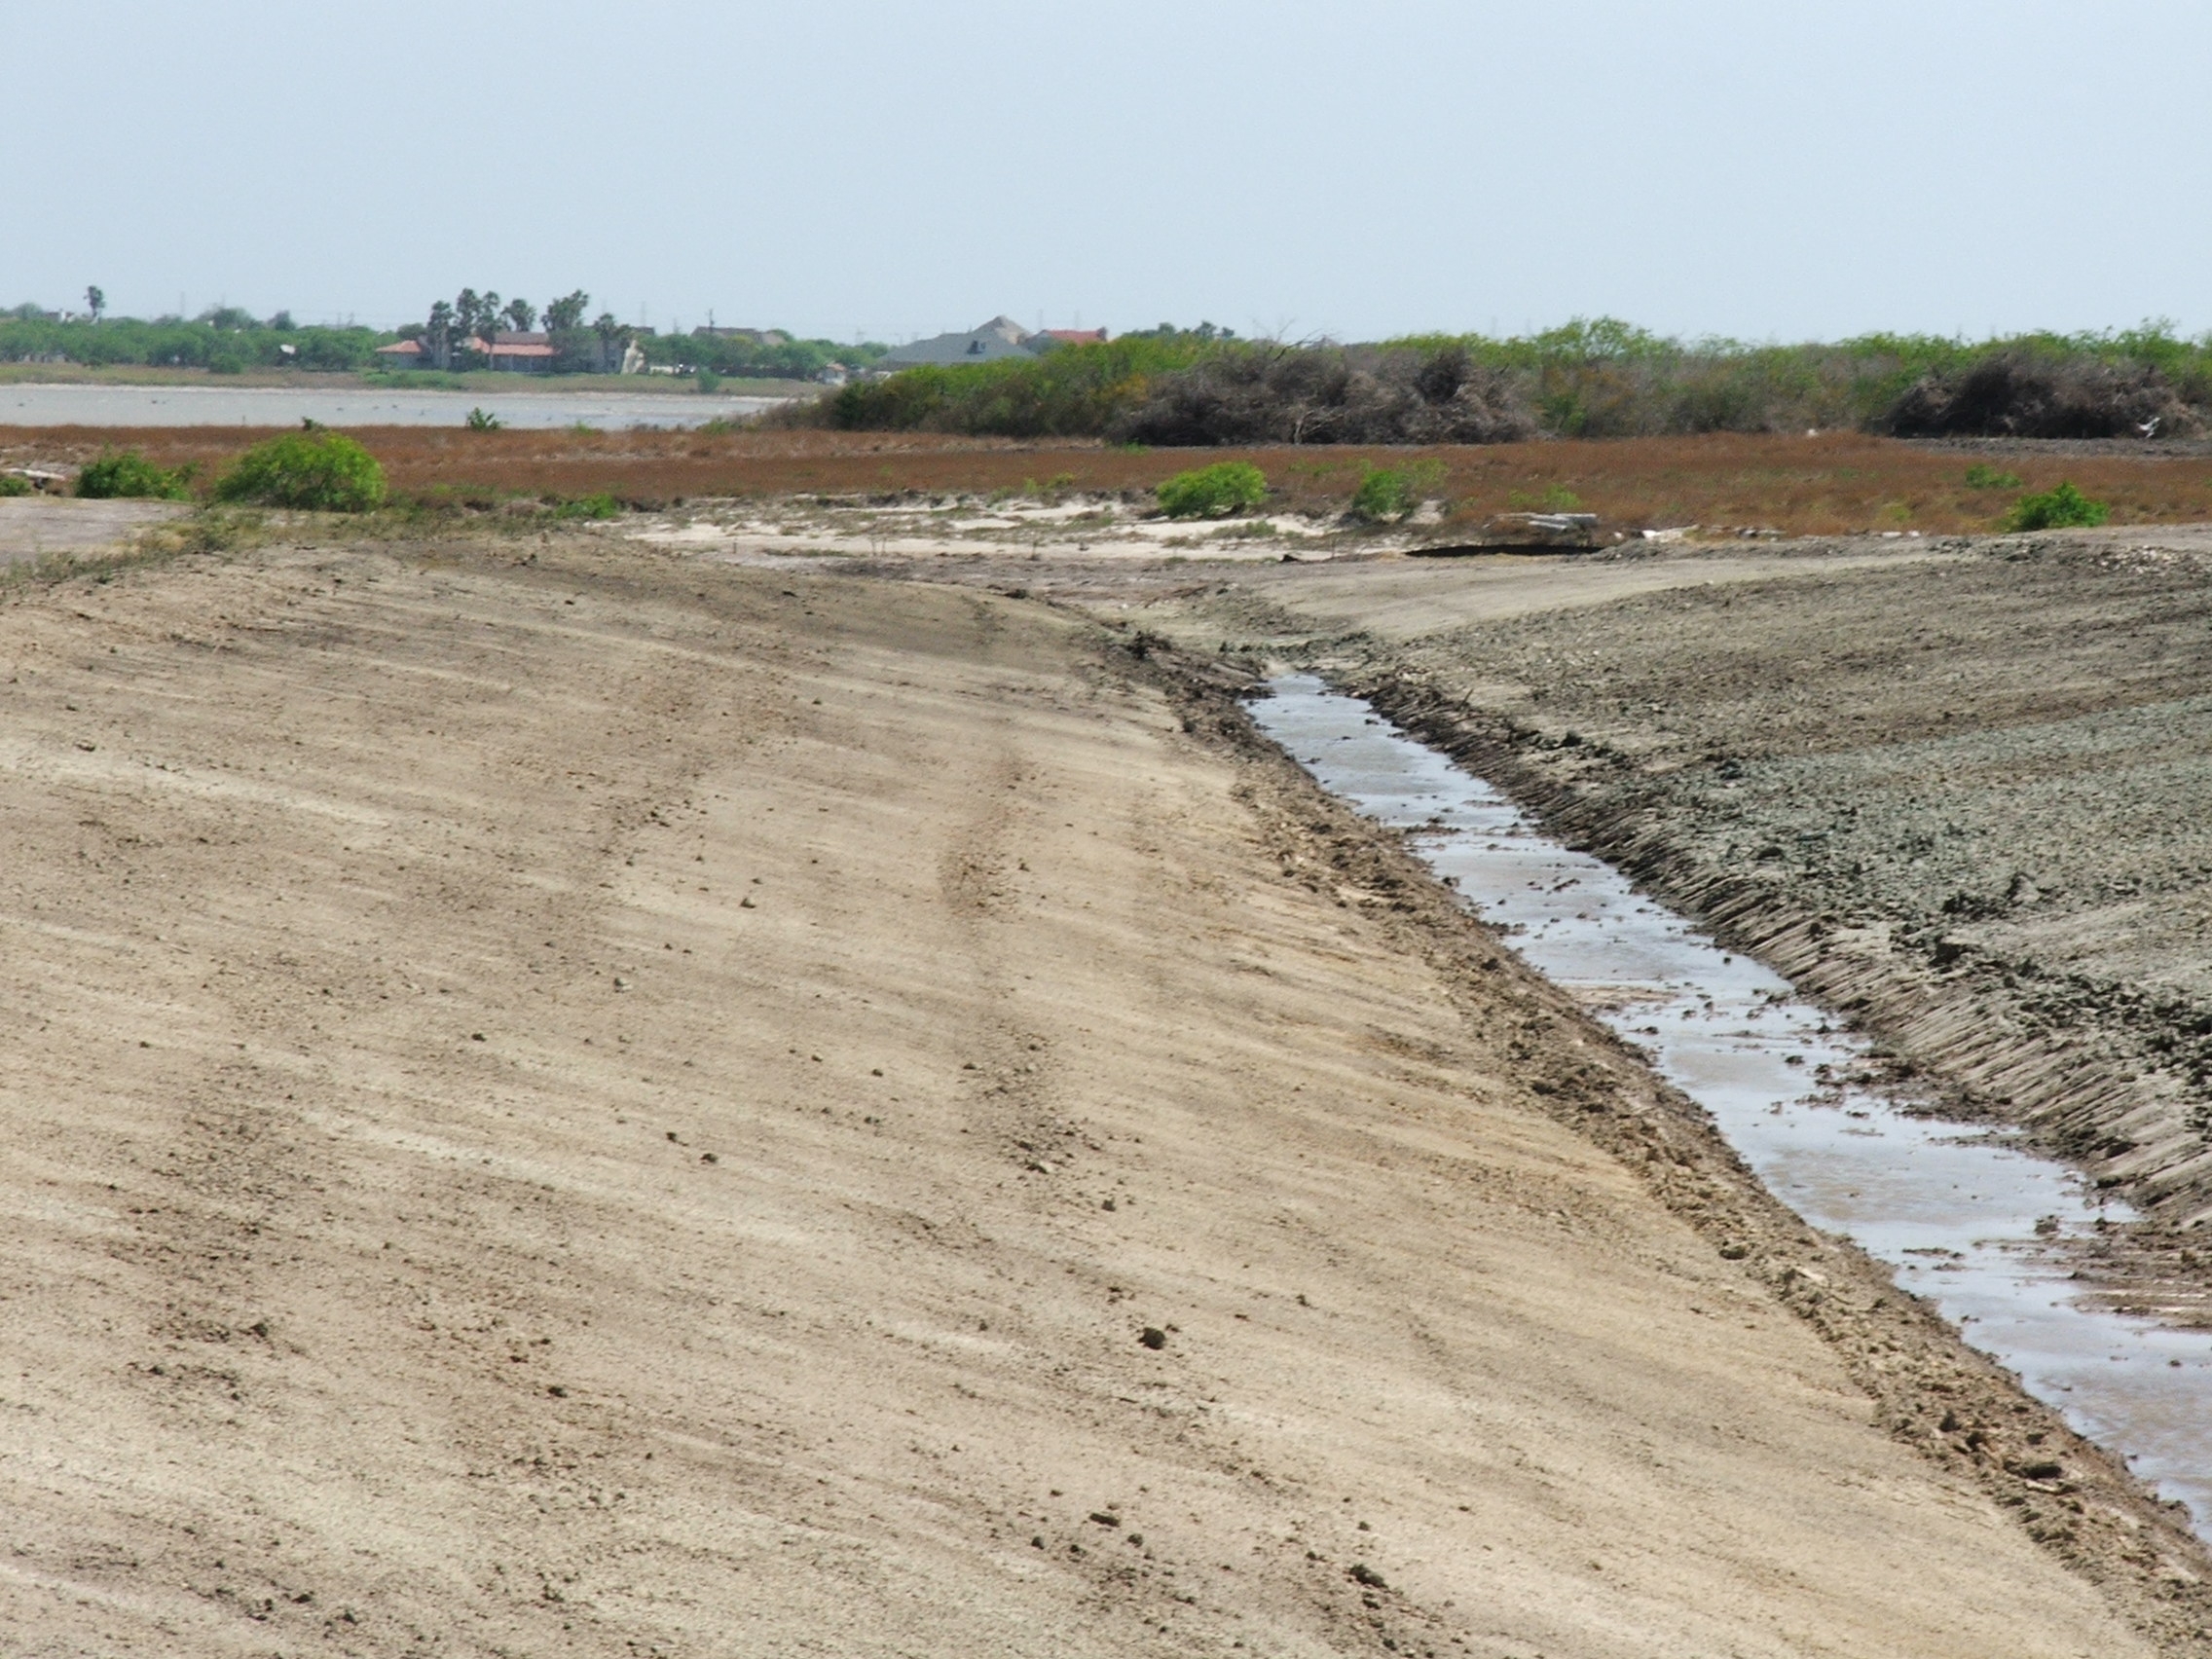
<box><xmin>1251</xmin><ymin>673</ymin><xmax>2212</xmax><ymax>1533</ymax></box>
<box><xmin>0</xmin><ymin>384</ymin><xmax>791</xmax><ymax>429</ymax></box>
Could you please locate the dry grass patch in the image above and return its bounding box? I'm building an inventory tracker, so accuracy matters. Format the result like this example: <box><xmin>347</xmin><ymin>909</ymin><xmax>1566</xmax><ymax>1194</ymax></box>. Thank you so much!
<box><xmin>5</xmin><ymin>427</ymin><xmax>2212</xmax><ymax>535</ymax></box>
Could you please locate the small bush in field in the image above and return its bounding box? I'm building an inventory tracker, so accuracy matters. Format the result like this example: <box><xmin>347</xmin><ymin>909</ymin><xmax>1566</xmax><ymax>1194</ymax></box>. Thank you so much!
<box><xmin>213</xmin><ymin>429</ymin><xmax>387</xmax><ymax>511</ymax></box>
<box><xmin>1157</xmin><ymin>461</ymin><xmax>1267</xmax><ymax>518</ymax></box>
<box><xmin>0</xmin><ymin>473</ymin><xmax>32</xmax><ymax>498</ymax></box>
<box><xmin>2004</xmin><ymin>480</ymin><xmax>2109</xmax><ymax>532</ymax></box>
<box><xmin>465</xmin><ymin>406</ymin><xmax>502</xmax><ymax>430</ymax></box>
<box><xmin>76</xmin><ymin>451</ymin><xmax>193</xmax><ymax>499</ymax></box>
<box><xmin>1351</xmin><ymin>458</ymin><xmax>1450</xmax><ymax>523</ymax></box>
<box><xmin>1963</xmin><ymin>462</ymin><xmax>2022</xmax><ymax>490</ymax></box>
<box><xmin>549</xmin><ymin>492</ymin><xmax>620</xmax><ymax>521</ymax></box>
<box><xmin>1350</xmin><ymin>467</ymin><xmax>1413</xmax><ymax>522</ymax></box>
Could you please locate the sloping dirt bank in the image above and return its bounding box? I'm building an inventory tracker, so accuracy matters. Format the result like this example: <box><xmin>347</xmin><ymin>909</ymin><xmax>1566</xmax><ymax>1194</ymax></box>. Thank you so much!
<box><xmin>1291</xmin><ymin>546</ymin><xmax>2212</xmax><ymax>1256</ymax></box>
<box><xmin>0</xmin><ymin>535</ymin><xmax>2200</xmax><ymax>1656</ymax></box>
<box><xmin>1145</xmin><ymin>533</ymin><xmax>2212</xmax><ymax>1283</ymax></box>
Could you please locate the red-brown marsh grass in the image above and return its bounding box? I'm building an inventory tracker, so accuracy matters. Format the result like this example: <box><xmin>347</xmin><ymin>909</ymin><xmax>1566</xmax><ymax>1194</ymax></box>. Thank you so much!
<box><xmin>5</xmin><ymin>426</ymin><xmax>2212</xmax><ymax>535</ymax></box>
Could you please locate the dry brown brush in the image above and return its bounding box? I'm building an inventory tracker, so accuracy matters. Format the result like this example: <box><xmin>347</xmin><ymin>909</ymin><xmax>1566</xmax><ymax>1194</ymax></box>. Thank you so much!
<box><xmin>1883</xmin><ymin>350</ymin><xmax>2200</xmax><ymax>439</ymax></box>
<box><xmin>786</xmin><ymin>322</ymin><xmax>2212</xmax><ymax>448</ymax></box>
<box><xmin>1107</xmin><ymin>344</ymin><xmax>1535</xmax><ymax>446</ymax></box>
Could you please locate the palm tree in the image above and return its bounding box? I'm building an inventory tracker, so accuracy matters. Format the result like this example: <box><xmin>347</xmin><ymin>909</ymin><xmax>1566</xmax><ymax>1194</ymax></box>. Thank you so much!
<box><xmin>452</xmin><ymin>292</ymin><xmax>498</xmax><ymax>365</ymax></box>
<box><xmin>427</xmin><ymin>300</ymin><xmax>455</xmax><ymax>370</ymax></box>
<box><xmin>503</xmin><ymin>298</ymin><xmax>537</xmax><ymax>334</ymax></box>
<box><xmin>545</xmin><ymin>290</ymin><xmax>589</xmax><ymax>333</ymax></box>
<box><xmin>592</xmin><ymin>312</ymin><xmax>629</xmax><ymax>374</ymax></box>
<box><xmin>84</xmin><ymin>285</ymin><xmax>104</xmax><ymax>322</ymax></box>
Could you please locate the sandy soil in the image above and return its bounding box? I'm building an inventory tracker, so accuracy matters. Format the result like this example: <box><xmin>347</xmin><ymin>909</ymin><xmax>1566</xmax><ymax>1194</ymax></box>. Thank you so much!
<box><xmin>0</xmin><ymin>535</ymin><xmax>2194</xmax><ymax>1655</ymax></box>
<box><xmin>0</xmin><ymin>497</ymin><xmax>190</xmax><ymax>563</ymax></box>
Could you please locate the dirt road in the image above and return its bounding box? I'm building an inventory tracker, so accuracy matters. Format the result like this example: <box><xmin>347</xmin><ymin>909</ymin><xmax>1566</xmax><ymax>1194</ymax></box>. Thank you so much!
<box><xmin>0</xmin><ymin>536</ymin><xmax>2196</xmax><ymax>1656</ymax></box>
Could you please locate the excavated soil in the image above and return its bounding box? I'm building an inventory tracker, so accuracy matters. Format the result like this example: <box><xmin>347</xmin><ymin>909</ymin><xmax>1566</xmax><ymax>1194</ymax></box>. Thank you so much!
<box><xmin>1</xmin><ymin>532</ymin><xmax>2205</xmax><ymax>1656</ymax></box>
<box><xmin>1141</xmin><ymin>527</ymin><xmax>2212</xmax><ymax>1315</ymax></box>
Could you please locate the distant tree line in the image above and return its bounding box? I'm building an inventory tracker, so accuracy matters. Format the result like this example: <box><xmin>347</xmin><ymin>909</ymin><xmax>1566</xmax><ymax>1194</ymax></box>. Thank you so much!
<box><xmin>402</xmin><ymin>287</ymin><xmax>882</xmax><ymax>378</ymax></box>
<box><xmin>635</xmin><ymin>331</ymin><xmax>883</xmax><ymax>380</ymax></box>
<box><xmin>0</xmin><ymin>304</ymin><xmax>382</xmax><ymax>372</ymax></box>
<box><xmin>1</xmin><ymin>288</ymin><xmax>881</xmax><ymax>381</ymax></box>
<box><xmin>809</xmin><ymin>318</ymin><xmax>2212</xmax><ymax>443</ymax></box>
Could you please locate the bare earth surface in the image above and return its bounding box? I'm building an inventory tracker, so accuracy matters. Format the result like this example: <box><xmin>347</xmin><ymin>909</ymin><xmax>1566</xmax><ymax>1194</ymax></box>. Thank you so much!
<box><xmin>0</xmin><ymin>497</ymin><xmax>189</xmax><ymax>563</ymax></box>
<box><xmin>0</xmin><ymin>536</ymin><xmax>2194</xmax><ymax>1656</ymax></box>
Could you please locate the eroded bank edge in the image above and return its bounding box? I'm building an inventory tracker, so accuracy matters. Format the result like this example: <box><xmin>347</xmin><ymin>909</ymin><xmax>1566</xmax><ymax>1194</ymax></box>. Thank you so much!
<box><xmin>1343</xmin><ymin>661</ymin><xmax>2212</xmax><ymax>1330</ymax></box>
<box><xmin>1115</xmin><ymin>629</ymin><xmax>2212</xmax><ymax>1657</ymax></box>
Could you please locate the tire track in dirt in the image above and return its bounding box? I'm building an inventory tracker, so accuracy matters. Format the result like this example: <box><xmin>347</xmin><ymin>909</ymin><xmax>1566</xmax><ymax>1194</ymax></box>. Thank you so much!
<box><xmin>0</xmin><ymin>545</ymin><xmax>830</xmax><ymax>1650</ymax></box>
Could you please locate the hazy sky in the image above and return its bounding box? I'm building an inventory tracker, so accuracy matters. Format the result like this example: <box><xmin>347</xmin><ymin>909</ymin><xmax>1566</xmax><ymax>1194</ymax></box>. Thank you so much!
<box><xmin>9</xmin><ymin>1</ymin><xmax>2207</xmax><ymax>344</ymax></box>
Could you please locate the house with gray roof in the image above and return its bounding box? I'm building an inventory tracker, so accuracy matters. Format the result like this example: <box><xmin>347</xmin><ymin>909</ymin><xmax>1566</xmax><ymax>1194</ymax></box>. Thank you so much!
<box><xmin>875</xmin><ymin>315</ymin><xmax>1042</xmax><ymax>370</ymax></box>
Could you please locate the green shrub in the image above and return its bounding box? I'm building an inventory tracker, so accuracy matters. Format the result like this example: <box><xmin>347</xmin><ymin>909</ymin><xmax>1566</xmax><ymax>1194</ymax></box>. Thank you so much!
<box><xmin>0</xmin><ymin>473</ymin><xmax>32</xmax><ymax>498</ymax></box>
<box><xmin>1352</xmin><ymin>459</ymin><xmax>1451</xmax><ymax>523</ymax></box>
<box><xmin>212</xmin><ymin>429</ymin><xmax>387</xmax><ymax>511</ymax></box>
<box><xmin>464</xmin><ymin>406</ymin><xmax>502</xmax><ymax>431</ymax></box>
<box><xmin>549</xmin><ymin>493</ymin><xmax>620</xmax><ymax>521</ymax></box>
<box><xmin>1964</xmin><ymin>462</ymin><xmax>2023</xmax><ymax>490</ymax></box>
<box><xmin>1157</xmin><ymin>461</ymin><xmax>1268</xmax><ymax>518</ymax></box>
<box><xmin>76</xmin><ymin>451</ymin><xmax>193</xmax><ymax>500</ymax></box>
<box><xmin>2004</xmin><ymin>480</ymin><xmax>2109</xmax><ymax>532</ymax></box>
<box><xmin>823</xmin><ymin>337</ymin><xmax>1211</xmax><ymax>437</ymax></box>
<box><xmin>694</xmin><ymin>369</ymin><xmax>721</xmax><ymax>394</ymax></box>
<box><xmin>1350</xmin><ymin>467</ymin><xmax>1413</xmax><ymax>522</ymax></box>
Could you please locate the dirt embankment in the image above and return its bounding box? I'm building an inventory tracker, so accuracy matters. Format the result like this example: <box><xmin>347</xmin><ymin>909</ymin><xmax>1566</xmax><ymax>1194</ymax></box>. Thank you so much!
<box><xmin>1168</xmin><ymin>531</ymin><xmax>2212</xmax><ymax>1309</ymax></box>
<box><xmin>0</xmin><ymin>534</ymin><xmax>2199</xmax><ymax>1655</ymax></box>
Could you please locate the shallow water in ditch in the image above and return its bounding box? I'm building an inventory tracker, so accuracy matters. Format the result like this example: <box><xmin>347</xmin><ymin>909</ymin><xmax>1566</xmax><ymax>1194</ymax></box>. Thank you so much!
<box><xmin>1251</xmin><ymin>673</ymin><xmax>2212</xmax><ymax>1533</ymax></box>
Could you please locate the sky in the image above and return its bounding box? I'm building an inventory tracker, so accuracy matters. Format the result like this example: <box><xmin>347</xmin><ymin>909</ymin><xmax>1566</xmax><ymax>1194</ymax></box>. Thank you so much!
<box><xmin>7</xmin><ymin>0</ymin><xmax>2208</xmax><ymax>345</ymax></box>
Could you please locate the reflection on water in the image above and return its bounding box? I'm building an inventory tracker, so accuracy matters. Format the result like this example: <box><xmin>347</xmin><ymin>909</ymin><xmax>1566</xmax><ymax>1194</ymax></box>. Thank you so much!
<box><xmin>1252</xmin><ymin>673</ymin><xmax>2212</xmax><ymax>1533</ymax></box>
<box><xmin>0</xmin><ymin>384</ymin><xmax>789</xmax><ymax>429</ymax></box>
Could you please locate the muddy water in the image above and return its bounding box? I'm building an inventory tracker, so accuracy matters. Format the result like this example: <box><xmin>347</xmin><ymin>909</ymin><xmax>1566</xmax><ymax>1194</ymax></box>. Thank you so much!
<box><xmin>1251</xmin><ymin>674</ymin><xmax>2212</xmax><ymax>1532</ymax></box>
<box><xmin>0</xmin><ymin>384</ymin><xmax>787</xmax><ymax>429</ymax></box>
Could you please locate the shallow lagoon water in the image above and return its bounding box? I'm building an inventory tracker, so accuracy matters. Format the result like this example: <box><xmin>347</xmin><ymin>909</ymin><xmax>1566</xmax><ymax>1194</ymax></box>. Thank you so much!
<box><xmin>0</xmin><ymin>383</ymin><xmax>787</xmax><ymax>429</ymax></box>
<box><xmin>1251</xmin><ymin>673</ymin><xmax>2212</xmax><ymax>1533</ymax></box>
